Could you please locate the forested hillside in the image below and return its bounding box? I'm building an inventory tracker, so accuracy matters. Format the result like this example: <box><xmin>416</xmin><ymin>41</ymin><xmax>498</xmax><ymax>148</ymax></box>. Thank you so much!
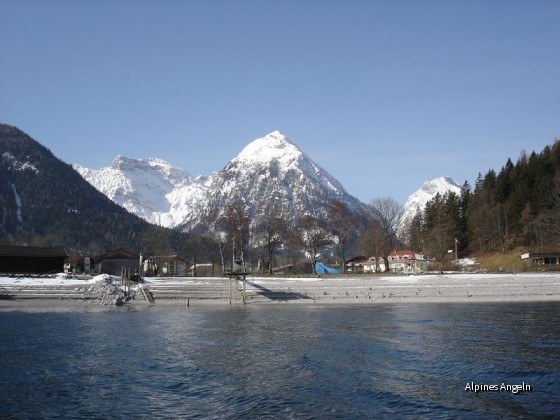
<box><xmin>406</xmin><ymin>140</ymin><xmax>560</xmax><ymax>257</ymax></box>
<box><xmin>0</xmin><ymin>124</ymin><xmax>193</xmax><ymax>255</ymax></box>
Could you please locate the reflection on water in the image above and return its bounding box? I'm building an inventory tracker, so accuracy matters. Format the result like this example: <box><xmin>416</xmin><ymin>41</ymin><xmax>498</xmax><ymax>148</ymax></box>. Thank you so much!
<box><xmin>1</xmin><ymin>303</ymin><xmax>559</xmax><ymax>418</ymax></box>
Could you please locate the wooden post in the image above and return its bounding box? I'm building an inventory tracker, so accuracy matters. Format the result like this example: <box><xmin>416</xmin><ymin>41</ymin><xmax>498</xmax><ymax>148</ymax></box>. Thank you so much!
<box><xmin>193</xmin><ymin>253</ymin><xmax>197</xmax><ymax>277</ymax></box>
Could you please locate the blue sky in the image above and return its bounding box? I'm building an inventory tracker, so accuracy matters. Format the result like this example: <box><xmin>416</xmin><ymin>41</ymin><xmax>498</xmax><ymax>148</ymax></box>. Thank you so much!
<box><xmin>1</xmin><ymin>0</ymin><xmax>559</xmax><ymax>204</ymax></box>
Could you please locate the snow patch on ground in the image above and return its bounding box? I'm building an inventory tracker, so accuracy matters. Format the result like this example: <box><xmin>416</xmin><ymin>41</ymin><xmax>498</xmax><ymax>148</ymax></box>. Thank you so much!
<box><xmin>457</xmin><ymin>257</ymin><xmax>478</xmax><ymax>267</ymax></box>
<box><xmin>0</xmin><ymin>273</ymin><xmax>116</xmax><ymax>286</ymax></box>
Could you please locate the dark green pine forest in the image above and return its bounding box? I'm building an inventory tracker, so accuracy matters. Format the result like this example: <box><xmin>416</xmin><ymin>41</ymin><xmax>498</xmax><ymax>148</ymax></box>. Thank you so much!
<box><xmin>406</xmin><ymin>140</ymin><xmax>560</xmax><ymax>258</ymax></box>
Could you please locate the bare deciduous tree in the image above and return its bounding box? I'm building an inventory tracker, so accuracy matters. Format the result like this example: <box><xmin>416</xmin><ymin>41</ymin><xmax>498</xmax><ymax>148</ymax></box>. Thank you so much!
<box><xmin>368</xmin><ymin>197</ymin><xmax>403</xmax><ymax>269</ymax></box>
<box><xmin>328</xmin><ymin>199</ymin><xmax>355</xmax><ymax>272</ymax></box>
<box><xmin>224</xmin><ymin>195</ymin><xmax>250</xmax><ymax>271</ymax></box>
<box><xmin>357</xmin><ymin>225</ymin><xmax>386</xmax><ymax>272</ymax></box>
<box><xmin>255</xmin><ymin>201</ymin><xmax>286</xmax><ymax>275</ymax></box>
<box><xmin>290</xmin><ymin>215</ymin><xmax>332</xmax><ymax>274</ymax></box>
<box><xmin>207</xmin><ymin>208</ymin><xmax>227</xmax><ymax>272</ymax></box>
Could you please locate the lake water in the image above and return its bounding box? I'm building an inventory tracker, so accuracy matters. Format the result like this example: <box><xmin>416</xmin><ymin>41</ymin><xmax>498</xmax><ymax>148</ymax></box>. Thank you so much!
<box><xmin>1</xmin><ymin>302</ymin><xmax>559</xmax><ymax>418</ymax></box>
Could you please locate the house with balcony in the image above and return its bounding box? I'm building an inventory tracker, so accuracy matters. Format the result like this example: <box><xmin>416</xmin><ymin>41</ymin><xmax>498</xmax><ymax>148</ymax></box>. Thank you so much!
<box><xmin>345</xmin><ymin>255</ymin><xmax>386</xmax><ymax>273</ymax></box>
<box><xmin>143</xmin><ymin>255</ymin><xmax>188</xmax><ymax>277</ymax></box>
<box><xmin>346</xmin><ymin>250</ymin><xmax>429</xmax><ymax>274</ymax></box>
<box><xmin>387</xmin><ymin>250</ymin><xmax>429</xmax><ymax>273</ymax></box>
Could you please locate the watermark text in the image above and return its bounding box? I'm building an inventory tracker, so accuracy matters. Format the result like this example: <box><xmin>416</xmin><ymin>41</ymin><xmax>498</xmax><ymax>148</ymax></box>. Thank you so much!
<box><xmin>465</xmin><ymin>382</ymin><xmax>532</xmax><ymax>394</ymax></box>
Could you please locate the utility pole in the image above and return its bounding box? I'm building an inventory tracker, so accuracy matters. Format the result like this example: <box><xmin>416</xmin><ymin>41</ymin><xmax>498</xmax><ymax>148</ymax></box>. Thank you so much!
<box><xmin>454</xmin><ymin>238</ymin><xmax>459</xmax><ymax>267</ymax></box>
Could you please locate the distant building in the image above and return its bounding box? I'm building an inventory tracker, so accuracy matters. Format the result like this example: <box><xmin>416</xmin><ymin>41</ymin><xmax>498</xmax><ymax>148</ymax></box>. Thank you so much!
<box><xmin>346</xmin><ymin>250</ymin><xmax>429</xmax><ymax>274</ymax></box>
<box><xmin>143</xmin><ymin>255</ymin><xmax>189</xmax><ymax>277</ymax></box>
<box><xmin>521</xmin><ymin>250</ymin><xmax>560</xmax><ymax>268</ymax></box>
<box><xmin>64</xmin><ymin>255</ymin><xmax>96</xmax><ymax>274</ymax></box>
<box><xmin>365</xmin><ymin>257</ymin><xmax>386</xmax><ymax>273</ymax></box>
<box><xmin>0</xmin><ymin>245</ymin><xmax>67</xmax><ymax>274</ymax></box>
<box><xmin>387</xmin><ymin>250</ymin><xmax>429</xmax><ymax>273</ymax></box>
<box><xmin>345</xmin><ymin>255</ymin><xmax>365</xmax><ymax>272</ymax></box>
<box><xmin>96</xmin><ymin>248</ymin><xmax>140</xmax><ymax>276</ymax></box>
<box><xmin>157</xmin><ymin>255</ymin><xmax>188</xmax><ymax>277</ymax></box>
<box><xmin>346</xmin><ymin>256</ymin><xmax>386</xmax><ymax>273</ymax></box>
<box><xmin>189</xmin><ymin>263</ymin><xmax>220</xmax><ymax>277</ymax></box>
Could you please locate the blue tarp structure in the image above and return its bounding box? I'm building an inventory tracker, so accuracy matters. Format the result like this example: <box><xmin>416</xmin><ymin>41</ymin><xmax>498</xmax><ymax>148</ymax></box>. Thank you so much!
<box><xmin>315</xmin><ymin>262</ymin><xmax>341</xmax><ymax>275</ymax></box>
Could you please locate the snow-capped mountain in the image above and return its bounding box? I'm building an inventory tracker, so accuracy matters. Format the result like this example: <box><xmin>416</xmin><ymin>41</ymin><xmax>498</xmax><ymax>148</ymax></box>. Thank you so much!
<box><xmin>398</xmin><ymin>176</ymin><xmax>462</xmax><ymax>237</ymax></box>
<box><xmin>74</xmin><ymin>156</ymin><xmax>210</xmax><ymax>228</ymax></box>
<box><xmin>198</xmin><ymin>131</ymin><xmax>366</xmax><ymax>229</ymax></box>
<box><xmin>75</xmin><ymin>131</ymin><xmax>367</xmax><ymax>232</ymax></box>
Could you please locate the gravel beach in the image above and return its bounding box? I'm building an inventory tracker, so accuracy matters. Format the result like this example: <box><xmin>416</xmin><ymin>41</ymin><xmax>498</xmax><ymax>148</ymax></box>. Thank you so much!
<box><xmin>2</xmin><ymin>272</ymin><xmax>560</xmax><ymax>310</ymax></box>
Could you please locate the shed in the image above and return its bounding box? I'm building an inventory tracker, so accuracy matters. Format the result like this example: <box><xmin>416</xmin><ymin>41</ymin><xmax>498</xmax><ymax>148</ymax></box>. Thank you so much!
<box><xmin>0</xmin><ymin>245</ymin><xmax>68</xmax><ymax>274</ymax></box>
<box><xmin>521</xmin><ymin>250</ymin><xmax>560</xmax><ymax>267</ymax></box>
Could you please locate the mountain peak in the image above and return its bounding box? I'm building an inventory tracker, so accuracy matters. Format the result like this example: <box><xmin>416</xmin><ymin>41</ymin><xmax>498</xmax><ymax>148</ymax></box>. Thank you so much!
<box><xmin>234</xmin><ymin>131</ymin><xmax>301</xmax><ymax>165</ymax></box>
<box><xmin>419</xmin><ymin>176</ymin><xmax>461</xmax><ymax>195</ymax></box>
<box><xmin>108</xmin><ymin>155</ymin><xmax>191</xmax><ymax>180</ymax></box>
<box><xmin>111</xmin><ymin>155</ymin><xmax>148</xmax><ymax>171</ymax></box>
<box><xmin>264</xmin><ymin>130</ymin><xmax>285</xmax><ymax>139</ymax></box>
<box><xmin>111</xmin><ymin>155</ymin><xmax>127</xmax><ymax>169</ymax></box>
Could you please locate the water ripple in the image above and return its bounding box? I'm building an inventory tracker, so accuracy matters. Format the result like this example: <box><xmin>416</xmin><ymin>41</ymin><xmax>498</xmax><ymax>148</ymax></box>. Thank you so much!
<box><xmin>1</xmin><ymin>303</ymin><xmax>559</xmax><ymax>418</ymax></box>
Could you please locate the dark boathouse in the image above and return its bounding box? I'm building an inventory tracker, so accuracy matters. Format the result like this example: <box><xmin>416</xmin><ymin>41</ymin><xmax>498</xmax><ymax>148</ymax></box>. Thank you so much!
<box><xmin>0</xmin><ymin>245</ymin><xmax>68</xmax><ymax>274</ymax></box>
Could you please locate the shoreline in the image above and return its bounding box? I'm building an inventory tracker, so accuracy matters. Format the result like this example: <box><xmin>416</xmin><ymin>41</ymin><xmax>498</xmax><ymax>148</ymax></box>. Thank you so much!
<box><xmin>1</xmin><ymin>272</ymin><xmax>560</xmax><ymax>311</ymax></box>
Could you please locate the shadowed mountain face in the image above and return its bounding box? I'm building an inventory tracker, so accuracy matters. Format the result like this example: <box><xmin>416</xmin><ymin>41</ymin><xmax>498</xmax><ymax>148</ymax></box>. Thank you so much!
<box><xmin>0</xmin><ymin>124</ymin><xmax>189</xmax><ymax>253</ymax></box>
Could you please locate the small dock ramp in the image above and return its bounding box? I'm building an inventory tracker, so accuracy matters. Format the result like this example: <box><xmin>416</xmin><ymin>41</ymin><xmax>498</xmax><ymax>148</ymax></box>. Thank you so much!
<box><xmin>138</xmin><ymin>285</ymin><xmax>155</xmax><ymax>303</ymax></box>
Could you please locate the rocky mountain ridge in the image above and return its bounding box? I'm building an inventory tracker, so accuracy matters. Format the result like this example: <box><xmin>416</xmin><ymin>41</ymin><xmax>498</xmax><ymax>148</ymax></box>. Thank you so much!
<box><xmin>76</xmin><ymin>131</ymin><xmax>369</xmax><ymax>232</ymax></box>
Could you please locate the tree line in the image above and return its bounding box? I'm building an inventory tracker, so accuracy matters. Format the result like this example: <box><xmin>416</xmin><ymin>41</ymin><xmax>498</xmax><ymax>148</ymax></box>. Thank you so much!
<box><xmin>404</xmin><ymin>139</ymin><xmax>560</xmax><ymax>259</ymax></box>
<box><xmin>197</xmin><ymin>196</ymin><xmax>356</xmax><ymax>275</ymax></box>
<box><xmin>182</xmin><ymin>194</ymin><xmax>407</xmax><ymax>275</ymax></box>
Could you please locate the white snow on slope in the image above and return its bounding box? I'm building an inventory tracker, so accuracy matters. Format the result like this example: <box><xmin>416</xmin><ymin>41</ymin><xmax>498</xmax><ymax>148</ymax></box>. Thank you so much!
<box><xmin>224</xmin><ymin>131</ymin><xmax>345</xmax><ymax>194</ymax></box>
<box><xmin>235</xmin><ymin>130</ymin><xmax>301</xmax><ymax>166</ymax></box>
<box><xmin>201</xmin><ymin>131</ymin><xmax>362</xmax><ymax>230</ymax></box>
<box><xmin>74</xmin><ymin>156</ymin><xmax>210</xmax><ymax>228</ymax></box>
<box><xmin>74</xmin><ymin>131</ymin><xmax>364</xmax><ymax>231</ymax></box>
<box><xmin>74</xmin><ymin>131</ymin><xmax>459</xmax><ymax>235</ymax></box>
<box><xmin>2</xmin><ymin>152</ymin><xmax>39</xmax><ymax>173</ymax></box>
